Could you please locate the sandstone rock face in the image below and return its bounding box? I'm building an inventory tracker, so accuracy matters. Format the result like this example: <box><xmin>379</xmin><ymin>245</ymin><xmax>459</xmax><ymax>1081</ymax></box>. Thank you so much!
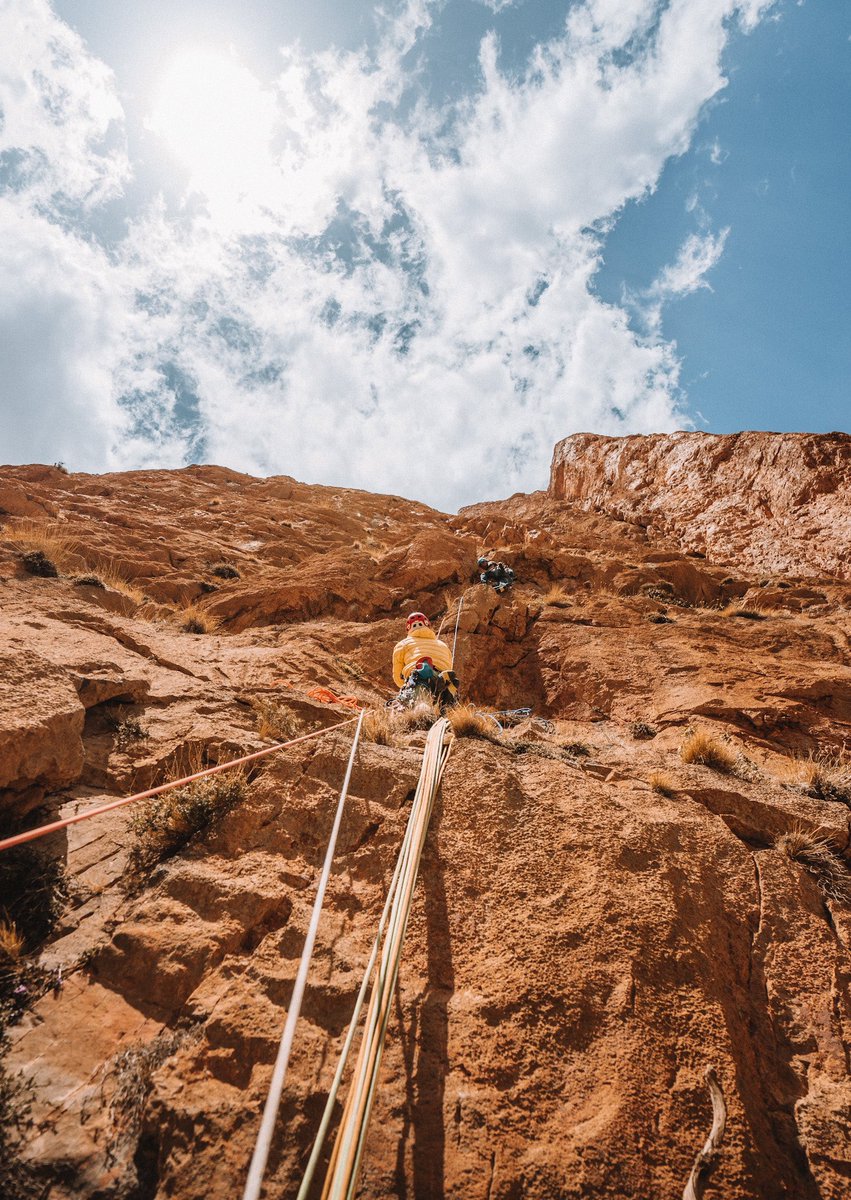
<box><xmin>549</xmin><ymin>431</ymin><xmax>851</xmax><ymax>581</ymax></box>
<box><xmin>0</xmin><ymin>649</ymin><xmax>84</xmax><ymax>805</ymax></box>
<box><xmin>1</xmin><ymin>442</ymin><xmax>850</xmax><ymax>1200</ymax></box>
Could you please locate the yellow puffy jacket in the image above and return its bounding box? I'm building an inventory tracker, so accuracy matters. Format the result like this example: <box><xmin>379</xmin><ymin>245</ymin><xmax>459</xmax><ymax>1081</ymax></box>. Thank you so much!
<box><xmin>392</xmin><ymin>627</ymin><xmax>454</xmax><ymax>687</ymax></box>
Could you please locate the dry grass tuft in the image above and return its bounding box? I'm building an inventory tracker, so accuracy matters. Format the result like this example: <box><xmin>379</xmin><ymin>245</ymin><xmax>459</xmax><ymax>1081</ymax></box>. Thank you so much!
<box><xmin>3</xmin><ymin>520</ymin><xmax>77</xmax><ymax>573</ymax></box>
<box><xmin>540</xmin><ymin>584</ymin><xmax>572</xmax><ymax>608</ymax></box>
<box><xmin>362</xmin><ymin>708</ymin><xmax>397</xmax><ymax>745</ymax></box>
<box><xmin>180</xmin><ymin>602</ymin><xmax>220</xmax><ymax>635</ymax></box>
<box><xmin>649</xmin><ymin>771</ymin><xmax>677</xmax><ymax>797</ymax></box>
<box><xmin>86</xmin><ymin>559</ymin><xmax>146</xmax><ymax>604</ymax></box>
<box><xmin>362</xmin><ymin>697</ymin><xmax>443</xmax><ymax>745</ymax></box>
<box><xmin>446</xmin><ymin>704</ymin><xmax>502</xmax><ymax>740</ymax></box>
<box><xmin>790</xmin><ymin>753</ymin><xmax>851</xmax><ymax>806</ymax></box>
<box><xmin>721</xmin><ymin>601</ymin><xmax>768</xmax><ymax>621</ymax></box>
<box><xmin>776</xmin><ymin>826</ymin><xmax>851</xmax><ymax>905</ymax></box>
<box><xmin>130</xmin><ymin>769</ymin><xmax>246</xmax><ymax>870</ymax></box>
<box><xmin>0</xmin><ymin>918</ymin><xmax>24</xmax><ymax>963</ymax></box>
<box><xmin>252</xmin><ymin>698</ymin><xmax>304</xmax><ymax>741</ymax></box>
<box><xmin>680</xmin><ymin>729</ymin><xmax>738</xmax><ymax>773</ymax></box>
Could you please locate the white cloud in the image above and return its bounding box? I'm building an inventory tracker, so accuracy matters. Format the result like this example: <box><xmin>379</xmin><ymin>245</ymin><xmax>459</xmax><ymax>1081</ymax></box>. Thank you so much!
<box><xmin>0</xmin><ymin>205</ymin><xmax>130</xmax><ymax>467</ymax></box>
<box><xmin>0</xmin><ymin>0</ymin><xmax>129</xmax><ymax>209</ymax></box>
<box><xmin>633</xmin><ymin>227</ymin><xmax>730</xmax><ymax>335</ymax></box>
<box><xmin>0</xmin><ymin>0</ymin><xmax>774</xmax><ymax>508</ymax></box>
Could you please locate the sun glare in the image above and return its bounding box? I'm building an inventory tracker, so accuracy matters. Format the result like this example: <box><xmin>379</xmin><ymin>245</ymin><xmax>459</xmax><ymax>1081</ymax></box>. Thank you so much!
<box><xmin>148</xmin><ymin>48</ymin><xmax>277</xmax><ymax>215</ymax></box>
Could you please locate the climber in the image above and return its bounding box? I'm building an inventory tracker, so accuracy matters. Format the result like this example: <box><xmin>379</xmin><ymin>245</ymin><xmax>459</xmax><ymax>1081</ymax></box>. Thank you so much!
<box><xmin>477</xmin><ymin>555</ymin><xmax>515</xmax><ymax>593</ymax></box>
<box><xmin>392</xmin><ymin>612</ymin><xmax>460</xmax><ymax>710</ymax></box>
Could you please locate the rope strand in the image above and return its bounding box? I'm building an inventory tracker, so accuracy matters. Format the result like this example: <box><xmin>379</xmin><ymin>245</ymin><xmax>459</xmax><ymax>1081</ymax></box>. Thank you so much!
<box><xmin>0</xmin><ymin>717</ymin><xmax>358</xmax><ymax>854</ymax></box>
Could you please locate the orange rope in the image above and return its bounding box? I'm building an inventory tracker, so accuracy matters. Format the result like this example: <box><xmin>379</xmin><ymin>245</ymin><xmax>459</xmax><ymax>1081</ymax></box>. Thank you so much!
<box><xmin>0</xmin><ymin>717</ymin><xmax>358</xmax><ymax>854</ymax></box>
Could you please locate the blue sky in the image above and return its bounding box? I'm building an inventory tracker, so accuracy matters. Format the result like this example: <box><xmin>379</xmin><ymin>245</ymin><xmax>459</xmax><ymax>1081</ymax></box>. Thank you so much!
<box><xmin>1</xmin><ymin>0</ymin><xmax>847</xmax><ymax>509</ymax></box>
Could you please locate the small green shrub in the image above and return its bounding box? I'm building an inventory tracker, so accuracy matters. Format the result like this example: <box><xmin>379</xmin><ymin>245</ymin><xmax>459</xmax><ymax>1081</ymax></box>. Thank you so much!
<box><xmin>20</xmin><ymin>550</ymin><xmax>57</xmax><ymax>578</ymax></box>
<box><xmin>73</xmin><ymin>574</ymin><xmax>106</xmax><ymax>589</ymax></box>
<box><xmin>631</xmin><ymin>721</ymin><xmax>657</xmax><ymax>740</ymax></box>
<box><xmin>210</xmin><ymin>562</ymin><xmax>240</xmax><ymax>580</ymax></box>
<box><xmin>103</xmin><ymin>710</ymin><xmax>149</xmax><ymax>749</ymax></box>
<box><xmin>130</xmin><ymin>772</ymin><xmax>246</xmax><ymax>870</ymax></box>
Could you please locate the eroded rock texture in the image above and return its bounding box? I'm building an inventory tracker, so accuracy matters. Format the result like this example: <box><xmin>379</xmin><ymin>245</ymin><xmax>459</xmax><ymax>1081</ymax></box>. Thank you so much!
<box><xmin>1</xmin><ymin>439</ymin><xmax>850</xmax><ymax>1200</ymax></box>
<box><xmin>549</xmin><ymin>431</ymin><xmax>851</xmax><ymax>581</ymax></box>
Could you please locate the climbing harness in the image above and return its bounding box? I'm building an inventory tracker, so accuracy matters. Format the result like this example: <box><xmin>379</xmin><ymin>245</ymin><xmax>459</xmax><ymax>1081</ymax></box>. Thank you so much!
<box><xmin>242</xmin><ymin>712</ymin><xmax>365</xmax><ymax>1200</ymax></box>
<box><xmin>0</xmin><ymin>717</ymin><xmax>359</xmax><ymax>854</ymax></box>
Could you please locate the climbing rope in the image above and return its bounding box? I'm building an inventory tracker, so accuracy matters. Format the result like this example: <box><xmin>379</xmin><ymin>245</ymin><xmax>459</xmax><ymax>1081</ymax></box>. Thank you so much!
<box><xmin>451</xmin><ymin>594</ymin><xmax>464</xmax><ymax>660</ymax></box>
<box><xmin>0</xmin><ymin>717</ymin><xmax>359</xmax><ymax>854</ymax></box>
<box><xmin>242</xmin><ymin>710</ymin><xmax>365</xmax><ymax>1200</ymax></box>
<box><xmin>317</xmin><ymin>718</ymin><xmax>451</xmax><ymax>1200</ymax></box>
<box><xmin>296</xmin><ymin>733</ymin><xmax>454</xmax><ymax>1200</ymax></box>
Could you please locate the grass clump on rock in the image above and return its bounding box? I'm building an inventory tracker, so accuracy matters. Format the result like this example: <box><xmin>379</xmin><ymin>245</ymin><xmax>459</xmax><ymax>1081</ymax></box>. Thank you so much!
<box><xmin>362</xmin><ymin>697</ymin><xmax>443</xmax><ymax>745</ymax></box>
<box><xmin>180</xmin><ymin>602</ymin><xmax>220</xmax><ymax>635</ymax></box>
<box><xmin>252</xmin><ymin>698</ymin><xmax>304</xmax><ymax>741</ymax></box>
<box><xmin>446</xmin><ymin>704</ymin><xmax>502</xmax><ymax>740</ymax></box>
<box><xmin>210</xmin><ymin>561</ymin><xmax>240</xmax><ymax>580</ymax></box>
<box><xmin>649</xmin><ymin>771</ymin><xmax>677</xmax><ymax>797</ymax></box>
<box><xmin>680</xmin><ymin>729</ymin><xmax>738</xmax><ymax>773</ymax></box>
<box><xmin>776</xmin><ymin>827</ymin><xmax>851</xmax><ymax>905</ymax></box>
<box><xmin>130</xmin><ymin>771</ymin><xmax>246</xmax><ymax>870</ymax></box>
<box><xmin>540</xmin><ymin>584</ymin><xmax>572</xmax><ymax>608</ymax></box>
<box><xmin>794</xmin><ymin>753</ymin><xmax>851</xmax><ymax>806</ymax></box>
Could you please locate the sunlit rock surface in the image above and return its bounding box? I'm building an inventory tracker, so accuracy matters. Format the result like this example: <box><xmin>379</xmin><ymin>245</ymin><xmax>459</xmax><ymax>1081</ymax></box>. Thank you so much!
<box><xmin>1</xmin><ymin>437</ymin><xmax>850</xmax><ymax>1199</ymax></box>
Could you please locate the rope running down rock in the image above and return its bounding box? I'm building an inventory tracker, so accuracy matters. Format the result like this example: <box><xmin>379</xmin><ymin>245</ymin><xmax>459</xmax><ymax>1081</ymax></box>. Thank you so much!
<box><xmin>242</xmin><ymin>710</ymin><xmax>365</xmax><ymax>1200</ymax></box>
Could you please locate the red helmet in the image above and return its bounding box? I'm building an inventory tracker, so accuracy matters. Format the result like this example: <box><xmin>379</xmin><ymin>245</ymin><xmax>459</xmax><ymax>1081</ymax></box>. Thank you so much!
<box><xmin>406</xmin><ymin>611</ymin><xmax>430</xmax><ymax>630</ymax></box>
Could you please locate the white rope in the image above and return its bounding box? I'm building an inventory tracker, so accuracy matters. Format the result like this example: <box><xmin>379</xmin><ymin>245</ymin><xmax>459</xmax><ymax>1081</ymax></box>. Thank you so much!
<box><xmin>319</xmin><ymin>719</ymin><xmax>450</xmax><ymax>1200</ymax></box>
<box><xmin>451</xmin><ymin>595</ymin><xmax>464</xmax><ymax>660</ymax></box>
<box><xmin>295</xmin><ymin>803</ymin><xmax>413</xmax><ymax>1200</ymax></box>
<box><xmin>242</xmin><ymin>710</ymin><xmax>365</xmax><ymax>1200</ymax></box>
<box><xmin>297</xmin><ymin>730</ymin><xmax>456</xmax><ymax>1199</ymax></box>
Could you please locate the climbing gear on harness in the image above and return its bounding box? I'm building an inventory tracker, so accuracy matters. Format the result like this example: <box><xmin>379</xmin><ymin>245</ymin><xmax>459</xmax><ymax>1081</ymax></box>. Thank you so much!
<box><xmin>394</xmin><ymin>662</ymin><xmax>459</xmax><ymax>711</ymax></box>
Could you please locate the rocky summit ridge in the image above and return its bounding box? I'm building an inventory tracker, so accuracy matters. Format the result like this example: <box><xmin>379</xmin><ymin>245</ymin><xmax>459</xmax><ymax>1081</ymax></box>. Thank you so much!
<box><xmin>1</xmin><ymin>430</ymin><xmax>850</xmax><ymax>1200</ymax></box>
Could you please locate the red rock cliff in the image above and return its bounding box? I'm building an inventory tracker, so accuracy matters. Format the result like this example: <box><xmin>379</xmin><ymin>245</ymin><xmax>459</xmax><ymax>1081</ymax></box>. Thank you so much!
<box><xmin>549</xmin><ymin>431</ymin><xmax>851</xmax><ymax>581</ymax></box>
<box><xmin>1</xmin><ymin>443</ymin><xmax>850</xmax><ymax>1200</ymax></box>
